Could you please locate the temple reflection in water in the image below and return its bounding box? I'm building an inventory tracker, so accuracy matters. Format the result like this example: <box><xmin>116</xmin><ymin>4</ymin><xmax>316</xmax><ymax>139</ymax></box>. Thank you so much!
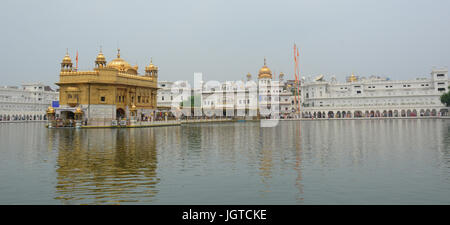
<box><xmin>32</xmin><ymin>119</ymin><xmax>450</xmax><ymax>204</ymax></box>
<box><xmin>51</xmin><ymin>128</ymin><xmax>159</xmax><ymax>204</ymax></box>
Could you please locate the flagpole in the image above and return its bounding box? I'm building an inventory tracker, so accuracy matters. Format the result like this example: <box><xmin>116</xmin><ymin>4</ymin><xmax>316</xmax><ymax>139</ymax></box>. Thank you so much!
<box><xmin>296</xmin><ymin>47</ymin><xmax>300</xmax><ymax>116</ymax></box>
<box><xmin>293</xmin><ymin>44</ymin><xmax>298</xmax><ymax>118</ymax></box>
<box><xmin>76</xmin><ymin>50</ymin><xmax>79</xmax><ymax>71</ymax></box>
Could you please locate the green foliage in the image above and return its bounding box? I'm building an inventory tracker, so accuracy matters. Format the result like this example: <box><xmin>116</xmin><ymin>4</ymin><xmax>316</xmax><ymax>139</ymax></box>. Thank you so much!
<box><xmin>441</xmin><ymin>91</ymin><xmax>450</xmax><ymax>107</ymax></box>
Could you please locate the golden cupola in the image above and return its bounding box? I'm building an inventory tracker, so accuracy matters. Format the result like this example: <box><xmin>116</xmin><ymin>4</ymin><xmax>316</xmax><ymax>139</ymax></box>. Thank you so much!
<box><xmin>145</xmin><ymin>58</ymin><xmax>158</xmax><ymax>77</ymax></box>
<box><xmin>258</xmin><ymin>57</ymin><xmax>272</xmax><ymax>79</ymax></box>
<box><xmin>246</xmin><ymin>72</ymin><xmax>252</xmax><ymax>81</ymax></box>
<box><xmin>349</xmin><ymin>72</ymin><xmax>358</xmax><ymax>82</ymax></box>
<box><xmin>46</xmin><ymin>106</ymin><xmax>55</xmax><ymax>114</ymax></box>
<box><xmin>95</xmin><ymin>48</ymin><xmax>107</xmax><ymax>68</ymax></box>
<box><xmin>106</xmin><ymin>49</ymin><xmax>137</xmax><ymax>75</ymax></box>
<box><xmin>61</xmin><ymin>50</ymin><xmax>73</xmax><ymax>71</ymax></box>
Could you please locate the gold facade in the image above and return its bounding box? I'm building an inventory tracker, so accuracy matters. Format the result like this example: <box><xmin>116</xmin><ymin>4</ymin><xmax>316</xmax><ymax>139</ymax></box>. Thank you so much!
<box><xmin>56</xmin><ymin>49</ymin><xmax>159</xmax><ymax>121</ymax></box>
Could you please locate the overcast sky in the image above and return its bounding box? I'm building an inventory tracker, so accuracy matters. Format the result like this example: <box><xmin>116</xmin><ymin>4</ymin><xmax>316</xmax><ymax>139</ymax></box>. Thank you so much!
<box><xmin>1</xmin><ymin>0</ymin><xmax>449</xmax><ymax>87</ymax></box>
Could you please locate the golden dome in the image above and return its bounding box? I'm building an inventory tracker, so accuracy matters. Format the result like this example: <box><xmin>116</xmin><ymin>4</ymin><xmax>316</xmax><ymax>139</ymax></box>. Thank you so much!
<box><xmin>95</xmin><ymin>51</ymin><xmax>106</xmax><ymax>68</ymax></box>
<box><xmin>106</xmin><ymin>49</ymin><xmax>133</xmax><ymax>71</ymax></box>
<box><xmin>259</xmin><ymin>67</ymin><xmax>271</xmax><ymax>75</ymax></box>
<box><xmin>258</xmin><ymin>58</ymin><xmax>272</xmax><ymax>79</ymax></box>
<box><xmin>62</xmin><ymin>55</ymin><xmax>71</xmax><ymax>62</ymax></box>
<box><xmin>130</xmin><ymin>104</ymin><xmax>137</xmax><ymax>111</ymax></box>
<box><xmin>62</xmin><ymin>51</ymin><xmax>72</xmax><ymax>64</ymax></box>
<box><xmin>47</xmin><ymin>106</ymin><xmax>55</xmax><ymax>114</ymax></box>
<box><xmin>96</xmin><ymin>52</ymin><xmax>106</xmax><ymax>61</ymax></box>
<box><xmin>145</xmin><ymin>58</ymin><xmax>158</xmax><ymax>71</ymax></box>
<box><xmin>349</xmin><ymin>73</ymin><xmax>358</xmax><ymax>82</ymax></box>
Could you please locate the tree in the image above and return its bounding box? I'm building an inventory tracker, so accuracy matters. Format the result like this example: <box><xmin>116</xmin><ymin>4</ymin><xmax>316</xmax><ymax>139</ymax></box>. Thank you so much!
<box><xmin>441</xmin><ymin>88</ymin><xmax>450</xmax><ymax>107</ymax></box>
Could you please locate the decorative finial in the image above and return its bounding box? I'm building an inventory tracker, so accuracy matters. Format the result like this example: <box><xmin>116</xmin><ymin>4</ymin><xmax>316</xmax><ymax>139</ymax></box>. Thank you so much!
<box><xmin>264</xmin><ymin>57</ymin><xmax>266</xmax><ymax>66</ymax></box>
<box><xmin>66</xmin><ymin>48</ymin><xmax>69</xmax><ymax>55</ymax></box>
<box><xmin>99</xmin><ymin>45</ymin><xmax>102</xmax><ymax>53</ymax></box>
<box><xmin>150</xmin><ymin>57</ymin><xmax>153</xmax><ymax>64</ymax></box>
<box><xmin>117</xmin><ymin>48</ymin><xmax>120</xmax><ymax>58</ymax></box>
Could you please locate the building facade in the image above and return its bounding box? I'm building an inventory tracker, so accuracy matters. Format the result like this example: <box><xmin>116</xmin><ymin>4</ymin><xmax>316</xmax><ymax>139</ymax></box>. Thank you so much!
<box><xmin>157</xmin><ymin>80</ymin><xmax>191</xmax><ymax>110</ymax></box>
<box><xmin>55</xmin><ymin>49</ymin><xmax>159</xmax><ymax>125</ymax></box>
<box><xmin>0</xmin><ymin>83</ymin><xmax>58</xmax><ymax>121</ymax></box>
<box><xmin>160</xmin><ymin>59</ymin><xmax>295</xmax><ymax>118</ymax></box>
<box><xmin>300</xmin><ymin>67</ymin><xmax>449</xmax><ymax>118</ymax></box>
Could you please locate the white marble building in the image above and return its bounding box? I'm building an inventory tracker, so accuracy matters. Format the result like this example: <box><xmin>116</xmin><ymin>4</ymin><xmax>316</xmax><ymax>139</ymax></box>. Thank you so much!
<box><xmin>157</xmin><ymin>60</ymin><xmax>295</xmax><ymax>118</ymax></box>
<box><xmin>300</xmin><ymin>67</ymin><xmax>449</xmax><ymax>118</ymax></box>
<box><xmin>162</xmin><ymin>59</ymin><xmax>295</xmax><ymax>118</ymax></box>
<box><xmin>197</xmin><ymin>60</ymin><xmax>294</xmax><ymax>118</ymax></box>
<box><xmin>157</xmin><ymin>80</ymin><xmax>191</xmax><ymax>112</ymax></box>
<box><xmin>0</xmin><ymin>83</ymin><xmax>59</xmax><ymax>121</ymax></box>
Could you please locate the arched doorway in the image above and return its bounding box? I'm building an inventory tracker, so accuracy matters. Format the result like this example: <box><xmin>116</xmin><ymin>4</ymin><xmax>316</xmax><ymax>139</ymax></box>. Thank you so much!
<box><xmin>116</xmin><ymin>108</ymin><xmax>126</xmax><ymax>120</ymax></box>
<box><xmin>328</xmin><ymin>111</ymin><xmax>334</xmax><ymax>118</ymax></box>
<box><xmin>401</xmin><ymin>110</ymin><xmax>406</xmax><ymax>117</ymax></box>
<box><xmin>431</xmin><ymin>109</ymin><xmax>437</xmax><ymax>116</ymax></box>
<box><xmin>61</xmin><ymin>111</ymin><xmax>75</xmax><ymax>120</ymax></box>
<box><xmin>420</xmin><ymin>109</ymin><xmax>425</xmax><ymax>117</ymax></box>
<box><xmin>407</xmin><ymin>109</ymin><xmax>412</xmax><ymax>117</ymax></box>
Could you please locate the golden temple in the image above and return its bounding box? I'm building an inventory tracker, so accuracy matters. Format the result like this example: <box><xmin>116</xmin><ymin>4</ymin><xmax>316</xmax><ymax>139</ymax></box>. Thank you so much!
<box><xmin>55</xmin><ymin>48</ymin><xmax>159</xmax><ymax>125</ymax></box>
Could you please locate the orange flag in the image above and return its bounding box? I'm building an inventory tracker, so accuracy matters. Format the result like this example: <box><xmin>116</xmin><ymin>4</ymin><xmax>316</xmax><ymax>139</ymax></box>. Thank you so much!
<box><xmin>294</xmin><ymin>44</ymin><xmax>298</xmax><ymax>81</ymax></box>
<box><xmin>76</xmin><ymin>50</ymin><xmax>79</xmax><ymax>70</ymax></box>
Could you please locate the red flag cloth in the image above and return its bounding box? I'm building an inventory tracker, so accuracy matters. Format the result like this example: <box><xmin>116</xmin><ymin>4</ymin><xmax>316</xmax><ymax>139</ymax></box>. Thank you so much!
<box><xmin>76</xmin><ymin>51</ymin><xmax>79</xmax><ymax>69</ymax></box>
<box><xmin>294</xmin><ymin>44</ymin><xmax>298</xmax><ymax>80</ymax></box>
<box><xmin>297</xmin><ymin>47</ymin><xmax>300</xmax><ymax>75</ymax></box>
<box><xmin>294</xmin><ymin>44</ymin><xmax>297</xmax><ymax>62</ymax></box>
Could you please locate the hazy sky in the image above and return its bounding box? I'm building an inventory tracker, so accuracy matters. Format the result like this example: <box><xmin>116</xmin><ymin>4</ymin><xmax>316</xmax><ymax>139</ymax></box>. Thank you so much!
<box><xmin>1</xmin><ymin>0</ymin><xmax>449</xmax><ymax>87</ymax></box>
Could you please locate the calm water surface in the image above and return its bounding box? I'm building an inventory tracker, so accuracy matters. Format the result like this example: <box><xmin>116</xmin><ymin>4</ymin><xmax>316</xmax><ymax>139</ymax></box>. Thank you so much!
<box><xmin>1</xmin><ymin>120</ymin><xmax>450</xmax><ymax>204</ymax></box>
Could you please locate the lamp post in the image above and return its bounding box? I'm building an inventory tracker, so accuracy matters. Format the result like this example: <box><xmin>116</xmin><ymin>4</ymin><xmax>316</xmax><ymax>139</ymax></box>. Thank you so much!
<box><xmin>74</xmin><ymin>107</ymin><xmax>84</xmax><ymax>128</ymax></box>
<box><xmin>46</xmin><ymin>106</ymin><xmax>55</xmax><ymax>128</ymax></box>
<box><xmin>130</xmin><ymin>104</ymin><xmax>137</xmax><ymax>125</ymax></box>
